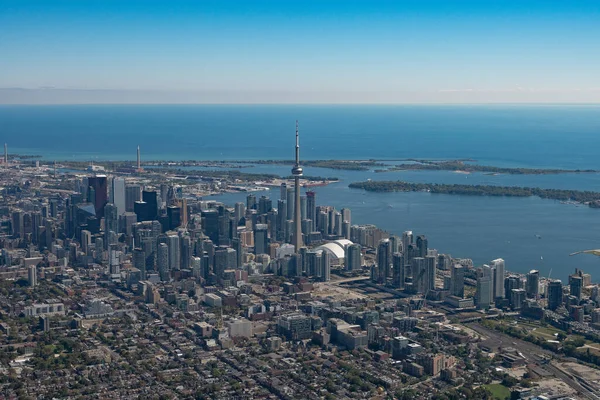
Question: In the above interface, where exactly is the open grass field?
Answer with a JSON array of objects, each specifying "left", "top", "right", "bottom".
[{"left": 483, "top": 383, "right": 510, "bottom": 400}]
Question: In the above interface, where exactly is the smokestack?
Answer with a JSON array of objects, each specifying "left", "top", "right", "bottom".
[{"left": 137, "top": 145, "right": 141, "bottom": 170}]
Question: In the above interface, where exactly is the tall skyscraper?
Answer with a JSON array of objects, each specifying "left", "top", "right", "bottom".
[
  {"left": 276, "top": 199, "right": 287, "bottom": 241},
  {"left": 254, "top": 224, "right": 268, "bottom": 255},
  {"left": 510, "top": 288, "right": 526, "bottom": 310},
  {"left": 341, "top": 208, "right": 351, "bottom": 227},
  {"left": 133, "top": 248, "right": 146, "bottom": 279},
  {"left": 306, "top": 191, "right": 316, "bottom": 232},
  {"left": 157, "top": 243, "right": 169, "bottom": 281},
  {"left": 180, "top": 198, "right": 188, "bottom": 228},
  {"left": 300, "top": 195, "right": 307, "bottom": 221},
  {"left": 109, "top": 244, "right": 120, "bottom": 275},
  {"left": 401, "top": 231, "right": 413, "bottom": 254},
  {"left": 291, "top": 121, "right": 303, "bottom": 252},
  {"left": 232, "top": 237, "right": 243, "bottom": 269},
  {"left": 246, "top": 194, "right": 257, "bottom": 210},
  {"left": 258, "top": 196, "right": 272, "bottom": 215},
  {"left": 450, "top": 264, "right": 465, "bottom": 298},
  {"left": 110, "top": 177, "right": 126, "bottom": 215},
  {"left": 504, "top": 275, "right": 522, "bottom": 299},
  {"left": 142, "top": 190, "right": 158, "bottom": 221},
  {"left": 411, "top": 257, "right": 426, "bottom": 293},
  {"left": 392, "top": 252, "right": 405, "bottom": 289},
  {"left": 322, "top": 251, "right": 331, "bottom": 282},
  {"left": 125, "top": 184, "right": 141, "bottom": 212},
  {"left": 476, "top": 265, "right": 494, "bottom": 309},
  {"left": 526, "top": 270, "right": 540, "bottom": 299},
  {"left": 214, "top": 247, "right": 237, "bottom": 278},
  {"left": 341, "top": 220, "right": 351, "bottom": 240},
  {"left": 333, "top": 211, "right": 342, "bottom": 236},
  {"left": 569, "top": 275, "right": 583, "bottom": 300},
  {"left": 104, "top": 203, "right": 118, "bottom": 249},
  {"left": 280, "top": 183, "right": 287, "bottom": 200},
  {"left": 28, "top": 265, "right": 37, "bottom": 287},
  {"left": 424, "top": 255, "right": 437, "bottom": 292},
  {"left": 234, "top": 202, "right": 246, "bottom": 224},
  {"left": 167, "top": 234, "right": 180, "bottom": 271},
  {"left": 490, "top": 258, "right": 505, "bottom": 299},
  {"left": 547, "top": 279, "right": 563, "bottom": 310},
  {"left": 346, "top": 244, "right": 362, "bottom": 271},
  {"left": 416, "top": 235, "right": 428, "bottom": 258},
  {"left": 31, "top": 211, "right": 41, "bottom": 245},
  {"left": 11, "top": 210, "right": 24, "bottom": 238},
  {"left": 286, "top": 187, "right": 294, "bottom": 224},
  {"left": 180, "top": 234, "right": 192, "bottom": 270},
  {"left": 377, "top": 239, "right": 391, "bottom": 283},
  {"left": 87, "top": 176, "right": 108, "bottom": 218},
  {"left": 389, "top": 235, "right": 400, "bottom": 254},
  {"left": 167, "top": 206, "right": 181, "bottom": 230}
]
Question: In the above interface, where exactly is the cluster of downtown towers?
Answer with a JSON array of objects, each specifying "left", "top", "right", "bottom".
[
  {"left": 20, "top": 173, "right": 571, "bottom": 312},
  {"left": 65, "top": 175, "right": 354, "bottom": 284}
]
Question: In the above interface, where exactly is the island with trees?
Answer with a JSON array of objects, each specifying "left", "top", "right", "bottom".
[
  {"left": 375, "top": 160, "right": 598, "bottom": 175},
  {"left": 348, "top": 180, "right": 600, "bottom": 208}
]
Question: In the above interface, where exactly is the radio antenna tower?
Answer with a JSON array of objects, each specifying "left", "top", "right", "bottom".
[{"left": 291, "top": 120, "right": 304, "bottom": 252}]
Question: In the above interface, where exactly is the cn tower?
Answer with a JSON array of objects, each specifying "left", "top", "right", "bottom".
[{"left": 291, "top": 121, "right": 304, "bottom": 252}]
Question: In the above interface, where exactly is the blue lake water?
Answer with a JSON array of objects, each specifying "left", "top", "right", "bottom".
[{"left": 2, "top": 104, "right": 600, "bottom": 282}]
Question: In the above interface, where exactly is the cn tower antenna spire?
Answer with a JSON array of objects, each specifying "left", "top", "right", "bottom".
[{"left": 295, "top": 120, "right": 299, "bottom": 166}]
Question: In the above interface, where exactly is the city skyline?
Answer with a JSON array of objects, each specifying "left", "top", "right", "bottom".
[
  {"left": 2, "top": 1, "right": 600, "bottom": 104},
  {"left": 4, "top": 2, "right": 600, "bottom": 398}
]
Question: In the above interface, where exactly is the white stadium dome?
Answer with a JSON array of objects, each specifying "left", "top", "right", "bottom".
[{"left": 315, "top": 239, "right": 354, "bottom": 264}]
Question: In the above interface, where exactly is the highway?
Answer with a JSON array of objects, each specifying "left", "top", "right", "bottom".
[
  {"left": 467, "top": 323, "right": 600, "bottom": 400},
  {"left": 330, "top": 276, "right": 371, "bottom": 284}
]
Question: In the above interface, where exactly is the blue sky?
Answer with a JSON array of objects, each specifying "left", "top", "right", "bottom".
[{"left": 1, "top": 1, "right": 599, "bottom": 103}]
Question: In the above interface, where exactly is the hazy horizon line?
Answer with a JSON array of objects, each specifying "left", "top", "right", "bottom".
[{"left": 1, "top": 87, "right": 600, "bottom": 105}]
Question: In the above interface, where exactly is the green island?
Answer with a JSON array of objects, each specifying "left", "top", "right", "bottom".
[
  {"left": 375, "top": 160, "right": 598, "bottom": 175},
  {"left": 348, "top": 180, "right": 600, "bottom": 208}
]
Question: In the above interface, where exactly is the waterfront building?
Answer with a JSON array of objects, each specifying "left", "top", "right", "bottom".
[
  {"left": 504, "top": 275, "right": 522, "bottom": 299},
  {"left": 526, "top": 270, "right": 540, "bottom": 298},
  {"left": 569, "top": 275, "right": 583, "bottom": 300},
  {"left": 476, "top": 265, "right": 494, "bottom": 309},
  {"left": 510, "top": 288, "right": 526, "bottom": 310},
  {"left": 547, "top": 279, "right": 563, "bottom": 310},
  {"left": 490, "top": 258, "right": 505, "bottom": 299},
  {"left": 450, "top": 264, "right": 465, "bottom": 298}
]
